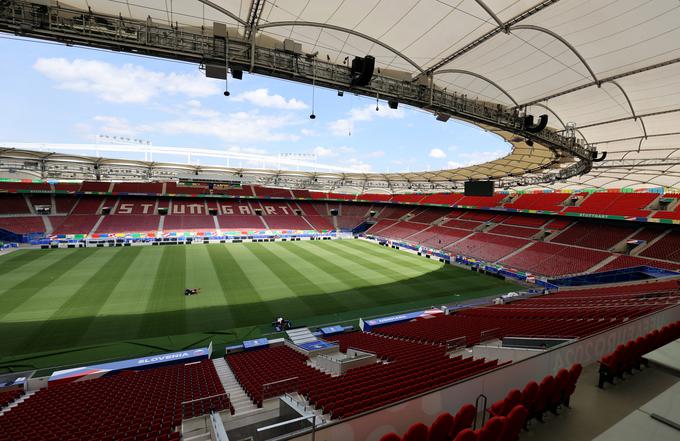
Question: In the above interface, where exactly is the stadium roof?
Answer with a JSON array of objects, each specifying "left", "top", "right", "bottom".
[{"left": 4, "top": 1, "right": 680, "bottom": 190}]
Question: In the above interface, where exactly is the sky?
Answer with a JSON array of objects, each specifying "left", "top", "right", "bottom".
[{"left": 0, "top": 36, "right": 510, "bottom": 174}]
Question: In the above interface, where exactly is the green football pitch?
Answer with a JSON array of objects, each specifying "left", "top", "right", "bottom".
[{"left": 0, "top": 239, "right": 519, "bottom": 373}]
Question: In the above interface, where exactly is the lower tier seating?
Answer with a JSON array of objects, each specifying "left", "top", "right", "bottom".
[
  {"left": 95, "top": 215, "right": 160, "bottom": 234},
  {"left": 640, "top": 230, "right": 680, "bottom": 262},
  {"left": 0, "top": 216, "right": 45, "bottom": 234},
  {"left": 0, "top": 360, "right": 230, "bottom": 441},
  {"left": 163, "top": 216, "right": 216, "bottom": 233},
  {"left": 374, "top": 282, "right": 678, "bottom": 345},
  {"left": 52, "top": 215, "right": 100, "bottom": 235},
  {"left": 227, "top": 335, "right": 503, "bottom": 419},
  {"left": 499, "top": 242, "right": 609, "bottom": 276},
  {"left": 551, "top": 223, "right": 640, "bottom": 250},
  {"left": 0, "top": 389, "right": 22, "bottom": 409},
  {"left": 446, "top": 233, "right": 530, "bottom": 262}
]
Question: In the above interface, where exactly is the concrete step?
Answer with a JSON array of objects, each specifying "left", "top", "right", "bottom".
[
  {"left": 0, "top": 391, "right": 37, "bottom": 417},
  {"left": 213, "top": 358, "right": 258, "bottom": 414}
]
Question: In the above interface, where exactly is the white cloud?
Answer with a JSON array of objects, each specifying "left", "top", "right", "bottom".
[
  {"left": 226, "top": 146, "right": 268, "bottom": 155},
  {"left": 367, "top": 150, "right": 385, "bottom": 158},
  {"left": 347, "top": 158, "right": 373, "bottom": 172},
  {"left": 429, "top": 148, "right": 447, "bottom": 159},
  {"left": 301, "top": 128, "right": 318, "bottom": 136},
  {"left": 155, "top": 111, "right": 300, "bottom": 143},
  {"left": 312, "top": 146, "right": 335, "bottom": 157},
  {"left": 93, "top": 116, "right": 138, "bottom": 137},
  {"left": 34, "top": 58, "right": 220, "bottom": 103},
  {"left": 329, "top": 104, "right": 405, "bottom": 136},
  {"left": 232, "top": 88, "right": 308, "bottom": 110}
]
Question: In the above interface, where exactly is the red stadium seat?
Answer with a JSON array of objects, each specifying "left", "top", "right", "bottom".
[
  {"left": 427, "top": 413, "right": 454, "bottom": 441},
  {"left": 453, "top": 428, "right": 478, "bottom": 441},
  {"left": 402, "top": 423, "right": 429, "bottom": 441}
]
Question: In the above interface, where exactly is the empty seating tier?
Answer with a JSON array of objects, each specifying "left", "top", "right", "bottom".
[{"left": 0, "top": 360, "right": 230, "bottom": 441}]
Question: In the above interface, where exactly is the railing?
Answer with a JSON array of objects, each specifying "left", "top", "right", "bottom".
[
  {"left": 181, "top": 392, "right": 231, "bottom": 419},
  {"left": 262, "top": 376, "right": 299, "bottom": 400}
]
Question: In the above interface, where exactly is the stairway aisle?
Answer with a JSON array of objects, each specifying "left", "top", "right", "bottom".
[{"left": 212, "top": 358, "right": 257, "bottom": 414}]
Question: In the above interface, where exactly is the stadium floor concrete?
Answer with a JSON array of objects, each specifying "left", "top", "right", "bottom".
[{"left": 521, "top": 363, "right": 678, "bottom": 441}]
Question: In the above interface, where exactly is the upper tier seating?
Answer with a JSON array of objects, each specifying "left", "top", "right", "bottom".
[
  {"left": 652, "top": 194, "right": 680, "bottom": 220},
  {"left": 391, "top": 194, "right": 426, "bottom": 203},
  {"left": 96, "top": 215, "right": 160, "bottom": 234},
  {"left": 0, "top": 195, "right": 30, "bottom": 214},
  {"left": 551, "top": 222, "right": 640, "bottom": 250},
  {"left": 53, "top": 183, "right": 82, "bottom": 192},
  {"left": 252, "top": 186, "right": 294, "bottom": 198},
  {"left": 640, "top": 230, "right": 680, "bottom": 262},
  {"left": 503, "top": 193, "right": 571, "bottom": 212},
  {"left": 499, "top": 242, "right": 609, "bottom": 276},
  {"left": 80, "top": 181, "right": 112, "bottom": 192},
  {"left": 357, "top": 193, "right": 392, "bottom": 202},
  {"left": 0, "top": 182, "right": 50, "bottom": 191},
  {"left": 456, "top": 194, "right": 507, "bottom": 207},
  {"left": 447, "top": 233, "right": 530, "bottom": 262},
  {"left": 0, "top": 216, "right": 45, "bottom": 234},
  {"left": 565, "top": 192, "right": 657, "bottom": 217},
  {"left": 420, "top": 193, "right": 464, "bottom": 205},
  {"left": 112, "top": 182, "right": 163, "bottom": 194},
  {"left": 0, "top": 360, "right": 229, "bottom": 441}
]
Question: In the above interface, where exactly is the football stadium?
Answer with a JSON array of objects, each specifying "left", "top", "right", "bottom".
[{"left": 1, "top": 1, "right": 680, "bottom": 441}]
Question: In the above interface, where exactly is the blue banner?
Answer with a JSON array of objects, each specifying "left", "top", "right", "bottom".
[
  {"left": 243, "top": 338, "right": 269, "bottom": 350},
  {"left": 49, "top": 347, "right": 210, "bottom": 384}
]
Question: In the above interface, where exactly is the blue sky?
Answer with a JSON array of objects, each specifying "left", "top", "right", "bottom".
[{"left": 0, "top": 36, "right": 509, "bottom": 173}]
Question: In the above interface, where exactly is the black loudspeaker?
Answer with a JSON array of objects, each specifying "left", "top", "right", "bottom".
[
  {"left": 591, "top": 151, "right": 607, "bottom": 162},
  {"left": 231, "top": 69, "right": 243, "bottom": 80},
  {"left": 350, "top": 55, "right": 375, "bottom": 87},
  {"left": 524, "top": 114, "right": 548, "bottom": 133},
  {"left": 388, "top": 100, "right": 398, "bottom": 109}
]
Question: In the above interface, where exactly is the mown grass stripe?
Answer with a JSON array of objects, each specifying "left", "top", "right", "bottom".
[
  {"left": 219, "top": 244, "right": 277, "bottom": 326},
  {"left": 138, "top": 246, "right": 187, "bottom": 338},
  {"left": 19, "top": 247, "right": 143, "bottom": 353},
  {"left": 279, "top": 242, "right": 381, "bottom": 309},
  {"left": 0, "top": 250, "right": 50, "bottom": 278},
  {"left": 301, "top": 242, "right": 421, "bottom": 304},
  {"left": 236, "top": 244, "right": 315, "bottom": 318},
  {"left": 0, "top": 248, "right": 100, "bottom": 321},
  {"left": 78, "top": 247, "right": 165, "bottom": 344},
  {"left": 203, "top": 244, "right": 238, "bottom": 328},
  {"left": 248, "top": 243, "right": 346, "bottom": 315}
]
